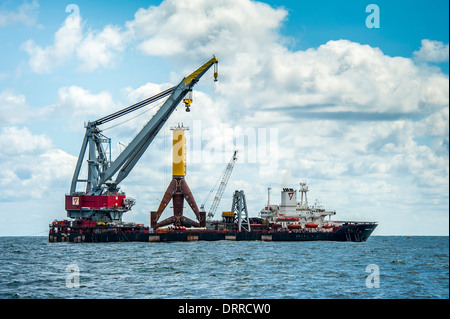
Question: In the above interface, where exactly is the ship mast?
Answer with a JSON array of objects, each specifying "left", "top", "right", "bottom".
[{"left": 299, "top": 181, "right": 309, "bottom": 209}]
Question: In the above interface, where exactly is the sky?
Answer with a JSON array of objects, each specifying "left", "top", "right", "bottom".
[{"left": 0, "top": 0, "right": 448, "bottom": 236}]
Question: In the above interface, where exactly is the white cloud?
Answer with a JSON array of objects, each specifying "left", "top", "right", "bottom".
[
  {"left": 0, "top": 126, "right": 52, "bottom": 156},
  {"left": 22, "top": 14, "right": 83, "bottom": 73},
  {"left": 0, "top": 148, "right": 75, "bottom": 200},
  {"left": 216, "top": 40, "right": 448, "bottom": 117},
  {"left": 121, "top": 0, "right": 448, "bottom": 210},
  {"left": 22, "top": 12, "right": 128, "bottom": 73},
  {"left": 0, "top": 126, "right": 76, "bottom": 200},
  {"left": 76, "top": 25, "right": 128, "bottom": 72},
  {"left": 0, "top": 0, "right": 39, "bottom": 27},
  {"left": 7, "top": 0, "right": 448, "bottom": 235},
  {"left": 55, "top": 85, "right": 119, "bottom": 119},
  {"left": 127, "top": 0, "right": 287, "bottom": 59},
  {"left": 0, "top": 90, "right": 34, "bottom": 125},
  {"left": 414, "top": 107, "right": 449, "bottom": 139},
  {"left": 414, "top": 39, "right": 450, "bottom": 63},
  {"left": 126, "top": 1, "right": 448, "bottom": 118},
  {"left": 120, "top": 0, "right": 449, "bottom": 187}
]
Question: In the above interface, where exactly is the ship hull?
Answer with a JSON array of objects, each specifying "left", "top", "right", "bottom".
[{"left": 49, "top": 222, "right": 377, "bottom": 243}]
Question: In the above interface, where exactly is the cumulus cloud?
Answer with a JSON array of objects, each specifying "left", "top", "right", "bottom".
[
  {"left": 0, "top": 90, "right": 34, "bottom": 125},
  {"left": 120, "top": 0, "right": 449, "bottom": 187},
  {"left": 22, "top": 14, "right": 83, "bottom": 73},
  {"left": 76, "top": 25, "right": 128, "bottom": 71},
  {"left": 0, "top": 0, "right": 39, "bottom": 27},
  {"left": 414, "top": 39, "right": 449, "bottom": 63},
  {"left": 123, "top": 0, "right": 448, "bottom": 163},
  {"left": 127, "top": 0, "right": 287, "bottom": 59},
  {"left": 293, "top": 42, "right": 445, "bottom": 113},
  {"left": 125, "top": 0, "right": 448, "bottom": 118},
  {"left": 414, "top": 107, "right": 449, "bottom": 139},
  {"left": 8, "top": 0, "right": 448, "bottom": 234},
  {"left": 0, "top": 126, "right": 76, "bottom": 200},
  {"left": 22, "top": 12, "right": 128, "bottom": 73},
  {"left": 123, "top": 0, "right": 449, "bottom": 235},
  {"left": 55, "top": 85, "right": 119, "bottom": 118},
  {"left": 0, "top": 126, "right": 52, "bottom": 156}
]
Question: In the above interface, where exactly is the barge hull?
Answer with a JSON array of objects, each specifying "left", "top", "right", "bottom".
[{"left": 49, "top": 223, "right": 376, "bottom": 243}]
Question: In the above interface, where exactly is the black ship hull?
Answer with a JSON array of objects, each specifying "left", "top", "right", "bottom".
[{"left": 49, "top": 222, "right": 377, "bottom": 243}]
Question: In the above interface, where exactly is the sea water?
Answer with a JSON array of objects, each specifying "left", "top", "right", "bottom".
[{"left": 0, "top": 236, "right": 448, "bottom": 299}]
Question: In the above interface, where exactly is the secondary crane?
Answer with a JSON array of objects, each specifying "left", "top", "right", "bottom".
[
  {"left": 201, "top": 150, "right": 238, "bottom": 221},
  {"left": 65, "top": 57, "right": 219, "bottom": 223}
]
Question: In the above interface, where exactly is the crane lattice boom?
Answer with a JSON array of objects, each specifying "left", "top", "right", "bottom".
[{"left": 207, "top": 150, "right": 238, "bottom": 220}]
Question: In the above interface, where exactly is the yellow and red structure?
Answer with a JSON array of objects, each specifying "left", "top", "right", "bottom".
[{"left": 150, "top": 124, "right": 205, "bottom": 228}]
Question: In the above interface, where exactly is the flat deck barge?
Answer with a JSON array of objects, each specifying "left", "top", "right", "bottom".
[{"left": 49, "top": 221, "right": 377, "bottom": 243}]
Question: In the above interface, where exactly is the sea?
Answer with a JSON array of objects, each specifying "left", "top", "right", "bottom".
[{"left": 0, "top": 236, "right": 448, "bottom": 299}]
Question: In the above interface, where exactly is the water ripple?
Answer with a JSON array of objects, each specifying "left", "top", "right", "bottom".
[{"left": 0, "top": 236, "right": 448, "bottom": 299}]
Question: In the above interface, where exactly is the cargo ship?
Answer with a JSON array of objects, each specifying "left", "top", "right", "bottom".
[{"left": 49, "top": 182, "right": 377, "bottom": 243}]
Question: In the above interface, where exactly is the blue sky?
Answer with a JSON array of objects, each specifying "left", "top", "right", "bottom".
[
  {"left": 275, "top": 0, "right": 448, "bottom": 58},
  {"left": 0, "top": 0, "right": 448, "bottom": 236}
]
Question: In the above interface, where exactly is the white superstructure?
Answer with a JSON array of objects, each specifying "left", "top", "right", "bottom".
[{"left": 259, "top": 181, "right": 337, "bottom": 229}]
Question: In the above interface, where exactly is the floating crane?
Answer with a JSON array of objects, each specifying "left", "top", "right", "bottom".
[
  {"left": 65, "top": 57, "right": 218, "bottom": 223},
  {"left": 201, "top": 150, "right": 238, "bottom": 221}
]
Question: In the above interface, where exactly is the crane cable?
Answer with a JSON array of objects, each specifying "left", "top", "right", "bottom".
[
  {"left": 101, "top": 98, "right": 166, "bottom": 132},
  {"left": 93, "top": 86, "right": 175, "bottom": 126}
]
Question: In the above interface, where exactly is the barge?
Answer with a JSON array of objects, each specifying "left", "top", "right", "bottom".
[{"left": 49, "top": 182, "right": 377, "bottom": 243}]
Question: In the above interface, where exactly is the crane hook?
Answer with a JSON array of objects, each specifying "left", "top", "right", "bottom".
[
  {"left": 213, "top": 62, "right": 218, "bottom": 82},
  {"left": 183, "top": 90, "right": 193, "bottom": 112}
]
